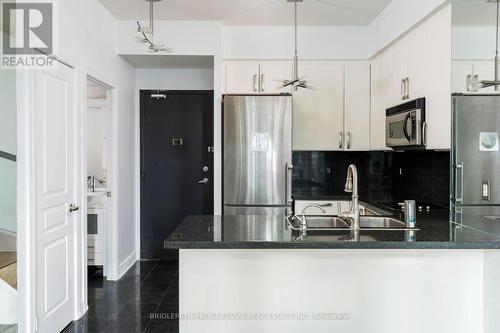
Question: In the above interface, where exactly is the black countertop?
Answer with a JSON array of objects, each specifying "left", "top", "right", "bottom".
[{"left": 164, "top": 208, "right": 500, "bottom": 250}]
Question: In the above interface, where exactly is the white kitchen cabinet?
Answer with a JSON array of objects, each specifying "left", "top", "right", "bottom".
[
  {"left": 425, "top": 4, "right": 452, "bottom": 150},
  {"left": 390, "top": 25, "right": 427, "bottom": 105},
  {"left": 259, "top": 61, "right": 293, "bottom": 94},
  {"left": 370, "top": 53, "right": 393, "bottom": 150},
  {"left": 224, "top": 61, "right": 260, "bottom": 94},
  {"left": 292, "top": 61, "right": 345, "bottom": 151},
  {"left": 223, "top": 60, "right": 292, "bottom": 94},
  {"left": 370, "top": 4, "right": 451, "bottom": 150},
  {"left": 344, "top": 63, "right": 371, "bottom": 150}
]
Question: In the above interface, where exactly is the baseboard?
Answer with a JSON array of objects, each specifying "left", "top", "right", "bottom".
[{"left": 115, "top": 251, "right": 136, "bottom": 280}]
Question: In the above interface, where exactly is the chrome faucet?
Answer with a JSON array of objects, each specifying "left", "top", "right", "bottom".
[
  {"left": 300, "top": 204, "right": 326, "bottom": 229},
  {"left": 341, "top": 164, "right": 360, "bottom": 230}
]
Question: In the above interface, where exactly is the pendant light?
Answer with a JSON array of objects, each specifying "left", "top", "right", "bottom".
[
  {"left": 136, "top": 0, "right": 171, "bottom": 53},
  {"left": 279, "top": 0, "right": 316, "bottom": 91}
]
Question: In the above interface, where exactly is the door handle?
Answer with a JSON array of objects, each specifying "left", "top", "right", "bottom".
[
  {"left": 422, "top": 122, "right": 428, "bottom": 146},
  {"left": 69, "top": 204, "right": 80, "bottom": 213},
  {"left": 339, "top": 132, "right": 343, "bottom": 149},
  {"left": 260, "top": 74, "right": 265, "bottom": 92},
  {"left": 455, "top": 162, "right": 464, "bottom": 203},
  {"left": 285, "top": 163, "right": 294, "bottom": 204},
  {"left": 346, "top": 132, "right": 352, "bottom": 149},
  {"left": 253, "top": 74, "right": 258, "bottom": 92},
  {"left": 198, "top": 178, "right": 209, "bottom": 184}
]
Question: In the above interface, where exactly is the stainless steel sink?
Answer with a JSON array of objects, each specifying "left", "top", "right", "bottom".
[
  {"left": 291, "top": 215, "right": 418, "bottom": 232},
  {"left": 304, "top": 217, "right": 349, "bottom": 230},
  {"left": 359, "top": 216, "right": 407, "bottom": 229}
]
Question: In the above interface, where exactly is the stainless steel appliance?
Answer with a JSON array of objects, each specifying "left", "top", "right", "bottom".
[
  {"left": 223, "top": 94, "right": 293, "bottom": 215},
  {"left": 386, "top": 98, "right": 426, "bottom": 148},
  {"left": 451, "top": 94, "right": 500, "bottom": 236}
]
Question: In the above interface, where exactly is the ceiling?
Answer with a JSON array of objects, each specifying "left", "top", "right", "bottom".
[
  {"left": 452, "top": 0, "right": 500, "bottom": 26},
  {"left": 121, "top": 54, "right": 214, "bottom": 69},
  {"left": 99, "top": 0, "right": 392, "bottom": 26}
]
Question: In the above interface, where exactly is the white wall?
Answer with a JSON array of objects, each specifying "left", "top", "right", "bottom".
[
  {"left": 222, "top": 26, "right": 371, "bottom": 60},
  {"left": 135, "top": 68, "right": 214, "bottom": 90},
  {"left": 368, "top": 0, "right": 448, "bottom": 56},
  {"left": 452, "top": 26, "right": 497, "bottom": 60}
]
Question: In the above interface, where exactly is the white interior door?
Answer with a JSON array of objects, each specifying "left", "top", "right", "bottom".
[{"left": 35, "top": 65, "right": 77, "bottom": 333}]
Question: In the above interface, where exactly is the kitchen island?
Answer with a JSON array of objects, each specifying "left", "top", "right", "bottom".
[{"left": 164, "top": 213, "right": 500, "bottom": 333}]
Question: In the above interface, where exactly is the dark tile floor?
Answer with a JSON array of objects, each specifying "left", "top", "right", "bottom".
[{"left": 63, "top": 260, "right": 179, "bottom": 333}]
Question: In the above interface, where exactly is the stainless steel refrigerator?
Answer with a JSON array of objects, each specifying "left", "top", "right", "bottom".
[
  {"left": 223, "top": 94, "right": 293, "bottom": 216},
  {"left": 451, "top": 94, "right": 500, "bottom": 236}
]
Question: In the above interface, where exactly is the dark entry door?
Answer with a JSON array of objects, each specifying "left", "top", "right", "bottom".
[{"left": 140, "top": 90, "right": 214, "bottom": 259}]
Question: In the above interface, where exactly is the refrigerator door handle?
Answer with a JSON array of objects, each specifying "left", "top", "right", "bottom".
[
  {"left": 286, "top": 163, "right": 294, "bottom": 205},
  {"left": 456, "top": 162, "right": 464, "bottom": 203}
]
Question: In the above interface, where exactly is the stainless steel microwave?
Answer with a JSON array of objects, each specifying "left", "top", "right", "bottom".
[{"left": 386, "top": 98, "right": 426, "bottom": 148}]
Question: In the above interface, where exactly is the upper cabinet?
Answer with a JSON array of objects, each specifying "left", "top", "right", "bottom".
[
  {"left": 293, "top": 62, "right": 370, "bottom": 151},
  {"left": 223, "top": 60, "right": 292, "bottom": 94},
  {"left": 292, "top": 61, "right": 345, "bottom": 151},
  {"left": 223, "top": 60, "right": 371, "bottom": 151},
  {"left": 344, "top": 63, "right": 371, "bottom": 151},
  {"left": 371, "top": 4, "right": 451, "bottom": 150}
]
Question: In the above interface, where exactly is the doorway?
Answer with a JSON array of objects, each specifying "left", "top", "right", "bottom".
[
  {"left": 140, "top": 90, "right": 214, "bottom": 259},
  {"left": 85, "top": 78, "right": 114, "bottom": 279}
]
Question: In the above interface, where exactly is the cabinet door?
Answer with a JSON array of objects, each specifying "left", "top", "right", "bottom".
[
  {"left": 345, "top": 63, "right": 371, "bottom": 150},
  {"left": 370, "top": 57, "right": 388, "bottom": 150},
  {"left": 473, "top": 61, "right": 496, "bottom": 93},
  {"left": 391, "top": 41, "right": 408, "bottom": 105},
  {"left": 224, "top": 61, "right": 260, "bottom": 94},
  {"left": 292, "top": 61, "right": 344, "bottom": 151},
  {"left": 406, "top": 25, "right": 427, "bottom": 100},
  {"left": 259, "top": 61, "right": 293, "bottom": 94},
  {"left": 452, "top": 61, "right": 473, "bottom": 94},
  {"left": 425, "top": 4, "right": 452, "bottom": 149}
]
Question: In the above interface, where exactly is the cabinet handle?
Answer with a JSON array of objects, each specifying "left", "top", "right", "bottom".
[
  {"left": 422, "top": 122, "right": 428, "bottom": 146},
  {"left": 466, "top": 74, "right": 472, "bottom": 92},
  {"left": 260, "top": 74, "right": 265, "bottom": 92},
  {"left": 253, "top": 74, "right": 258, "bottom": 92},
  {"left": 405, "top": 77, "right": 410, "bottom": 100},
  {"left": 347, "top": 132, "right": 352, "bottom": 149},
  {"left": 401, "top": 79, "right": 405, "bottom": 100},
  {"left": 339, "top": 132, "right": 343, "bottom": 149}
]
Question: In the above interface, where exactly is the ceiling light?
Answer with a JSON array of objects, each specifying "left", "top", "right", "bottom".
[{"left": 136, "top": 0, "right": 172, "bottom": 53}]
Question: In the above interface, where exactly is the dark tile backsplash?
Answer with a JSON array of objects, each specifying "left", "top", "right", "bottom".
[{"left": 292, "top": 150, "right": 450, "bottom": 207}]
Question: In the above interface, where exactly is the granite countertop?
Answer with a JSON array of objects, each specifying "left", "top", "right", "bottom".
[{"left": 164, "top": 208, "right": 500, "bottom": 249}]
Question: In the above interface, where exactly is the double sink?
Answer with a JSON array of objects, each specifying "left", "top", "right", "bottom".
[
  {"left": 289, "top": 201, "right": 418, "bottom": 232},
  {"left": 303, "top": 216, "right": 414, "bottom": 231}
]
